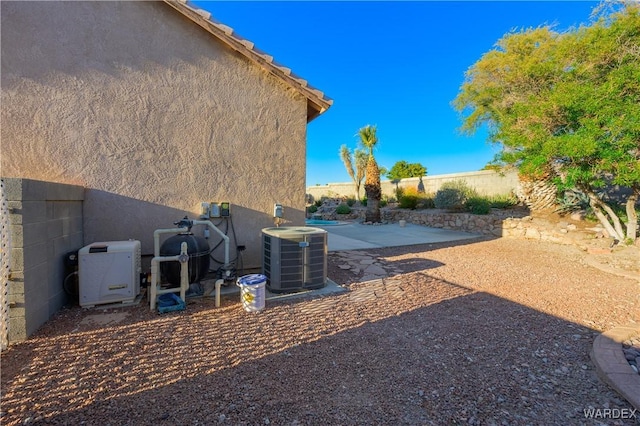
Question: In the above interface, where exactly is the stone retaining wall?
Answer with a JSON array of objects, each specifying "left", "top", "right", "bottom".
[{"left": 318, "top": 207, "right": 602, "bottom": 246}]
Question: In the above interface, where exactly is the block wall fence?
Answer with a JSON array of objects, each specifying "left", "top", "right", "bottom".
[
  {"left": 306, "top": 169, "right": 519, "bottom": 201},
  {"left": 2, "top": 178, "right": 84, "bottom": 342}
]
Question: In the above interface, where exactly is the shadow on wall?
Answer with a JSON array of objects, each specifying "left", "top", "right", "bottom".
[
  {"left": 0, "top": 271, "right": 633, "bottom": 424},
  {"left": 83, "top": 189, "right": 305, "bottom": 272}
]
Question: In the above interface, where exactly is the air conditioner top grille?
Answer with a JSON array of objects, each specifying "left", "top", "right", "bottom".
[{"left": 262, "top": 226, "right": 327, "bottom": 239}]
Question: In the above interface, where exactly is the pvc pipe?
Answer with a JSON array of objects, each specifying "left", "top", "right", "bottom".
[
  {"left": 149, "top": 242, "right": 189, "bottom": 311},
  {"left": 214, "top": 279, "right": 223, "bottom": 308},
  {"left": 151, "top": 220, "right": 228, "bottom": 310},
  {"left": 153, "top": 227, "right": 189, "bottom": 257},
  {"left": 192, "top": 219, "right": 231, "bottom": 268}
]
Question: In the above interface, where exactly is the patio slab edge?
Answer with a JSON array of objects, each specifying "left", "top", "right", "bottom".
[{"left": 590, "top": 323, "right": 640, "bottom": 410}]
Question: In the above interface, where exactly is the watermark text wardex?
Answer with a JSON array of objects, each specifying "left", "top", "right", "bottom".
[{"left": 583, "top": 408, "right": 637, "bottom": 420}]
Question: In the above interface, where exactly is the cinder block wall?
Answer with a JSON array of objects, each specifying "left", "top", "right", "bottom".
[
  {"left": 307, "top": 169, "right": 520, "bottom": 201},
  {"left": 2, "top": 178, "right": 83, "bottom": 341}
]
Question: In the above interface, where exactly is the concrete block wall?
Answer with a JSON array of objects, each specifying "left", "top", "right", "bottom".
[
  {"left": 2, "top": 178, "right": 83, "bottom": 341},
  {"left": 307, "top": 169, "right": 520, "bottom": 201}
]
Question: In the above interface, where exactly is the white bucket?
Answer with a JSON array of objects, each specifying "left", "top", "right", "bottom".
[{"left": 237, "top": 274, "right": 266, "bottom": 312}]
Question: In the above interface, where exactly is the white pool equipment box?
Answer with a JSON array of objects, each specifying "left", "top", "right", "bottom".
[{"left": 79, "top": 240, "right": 141, "bottom": 307}]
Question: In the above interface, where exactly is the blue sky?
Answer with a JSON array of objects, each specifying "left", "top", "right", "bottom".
[{"left": 191, "top": 1, "right": 600, "bottom": 187}]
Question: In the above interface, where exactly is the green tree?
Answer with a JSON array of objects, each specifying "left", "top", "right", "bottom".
[
  {"left": 339, "top": 144, "right": 367, "bottom": 201},
  {"left": 359, "top": 124, "right": 382, "bottom": 223},
  {"left": 386, "top": 161, "right": 427, "bottom": 181},
  {"left": 453, "top": 2, "right": 640, "bottom": 243}
]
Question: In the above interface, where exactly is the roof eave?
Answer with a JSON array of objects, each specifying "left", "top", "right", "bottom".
[{"left": 163, "top": 0, "right": 332, "bottom": 123}]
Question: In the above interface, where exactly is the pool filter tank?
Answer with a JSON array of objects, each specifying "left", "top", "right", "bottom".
[{"left": 160, "top": 233, "right": 210, "bottom": 287}]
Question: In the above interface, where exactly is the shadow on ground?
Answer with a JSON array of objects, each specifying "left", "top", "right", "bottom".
[{"left": 1, "top": 266, "right": 635, "bottom": 425}]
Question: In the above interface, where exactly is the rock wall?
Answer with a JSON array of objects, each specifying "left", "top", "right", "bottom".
[{"left": 317, "top": 207, "right": 607, "bottom": 246}]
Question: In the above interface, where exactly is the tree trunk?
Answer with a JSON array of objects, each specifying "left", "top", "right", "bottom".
[
  {"left": 625, "top": 192, "right": 638, "bottom": 242},
  {"left": 586, "top": 190, "right": 625, "bottom": 242},
  {"left": 364, "top": 155, "right": 381, "bottom": 223},
  {"left": 516, "top": 174, "right": 558, "bottom": 212},
  {"left": 364, "top": 183, "right": 381, "bottom": 223}
]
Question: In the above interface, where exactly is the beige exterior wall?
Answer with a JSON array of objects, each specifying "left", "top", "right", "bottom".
[{"left": 1, "top": 1, "right": 308, "bottom": 269}]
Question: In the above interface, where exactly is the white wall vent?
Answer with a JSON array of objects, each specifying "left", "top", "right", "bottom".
[{"left": 262, "top": 227, "right": 327, "bottom": 293}]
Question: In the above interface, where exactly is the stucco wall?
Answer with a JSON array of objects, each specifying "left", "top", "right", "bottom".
[
  {"left": 2, "top": 178, "right": 84, "bottom": 341},
  {"left": 1, "top": 1, "right": 308, "bottom": 269},
  {"left": 307, "top": 169, "right": 520, "bottom": 201}
]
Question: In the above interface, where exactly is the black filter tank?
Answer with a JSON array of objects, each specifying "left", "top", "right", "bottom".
[{"left": 160, "top": 233, "right": 210, "bottom": 287}]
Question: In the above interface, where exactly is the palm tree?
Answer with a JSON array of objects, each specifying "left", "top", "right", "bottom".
[
  {"left": 516, "top": 168, "right": 559, "bottom": 212},
  {"left": 358, "top": 125, "right": 381, "bottom": 223}
]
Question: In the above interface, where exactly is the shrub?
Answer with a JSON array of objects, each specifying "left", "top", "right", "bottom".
[
  {"left": 335, "top": 203, "right": 351, "bottom": 214},
  {"left": 361, "top": 197, "right": 367, "bottom": 207},
  {"left": 489, "top": 194, "right": 519, "bottom": 209},
  {"left": 435, "top": 189, "right": 466, "bottom": 211},
  {"left": 397, "top": 187, "right": 418, "bottom": 210},
  {"left": 379, "top": 198, "right": 388, "bottom": 208},
  {"left": 314, "top": 199, "right": 323, "bottom": 207},
  {"left": 420, "top": 194, "right": 436, "bottom": 209},
  {"left": 394, "top": 186, "right": 405, "bottom": 201},
  {"left": 434, "top": 180, "right": 477, "bottom": 211},
  {"left": 465, "top": 197, "right": 491, "bottom": 215},
  {"left": 346, "top": 197, "right": 356, "bottom": 207},
  {"left": 307, "top": 205, "right": 318, "bottom": 214},
  {"left": 399, "top": 194, "right": 419, "bottom": 209}
]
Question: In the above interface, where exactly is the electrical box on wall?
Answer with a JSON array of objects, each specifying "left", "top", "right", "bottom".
[
  {"left": 200, "top": 202, "right": 209, "bottom": 218},
  {"left": 274, "top": 203, "right": 283, "bottom": 218},
  {"left": 220, "top": 202, "right": 230, "bottom": 217},
  {"left": 209, "top": 202, "right": 220, "bottom": 218}
]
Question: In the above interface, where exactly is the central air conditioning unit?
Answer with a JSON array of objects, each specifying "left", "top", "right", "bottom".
[
  {"left": 79, "top": 240, "right": 141, "bottom": 307},
  {"left": 262, "top": 227, "right": 327, "bottom": 293}
]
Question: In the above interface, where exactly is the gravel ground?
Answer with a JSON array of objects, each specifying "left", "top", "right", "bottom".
[{"left": 1, "top": 237, "right": 639, "bottom": 425}]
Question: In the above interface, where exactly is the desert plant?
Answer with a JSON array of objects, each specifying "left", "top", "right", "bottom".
[
  {"left": 397, "top": 187, "right": 419, "bottom": 209},
  {"left": 434, "top": 180, "right": 477, "bottom": 211},
  {"left": 314, "top": 199, "right": 323, "bottom": 207},
  {"left": 346, "top": 197, "right": 356, "bottom": 207},
  {"left": 555, "top": 190, "right": 591, "bottom": 215},
  {"left": 335, "top": 203, "right": 351, "bottom": 215},
  {"left": 340, "top": 145, "right": 368, "bottom": 201},
  {"left": 489, "top": 194, "right": 519, "bottom": 209},
  {"left": 465, "top": 197, "right": 491, "bottom": 215},
  {"left": 420, "top": 193, "right": 436, "bottom": 209},
  {"left": 384, "top": 194, "right": 397, "bottom": 204},
  {"left": 307, "top": 205, "right": 318, "bottom": 214},
  {"left": 399, "top": 194, "right": 419, "bottom": 210}
]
